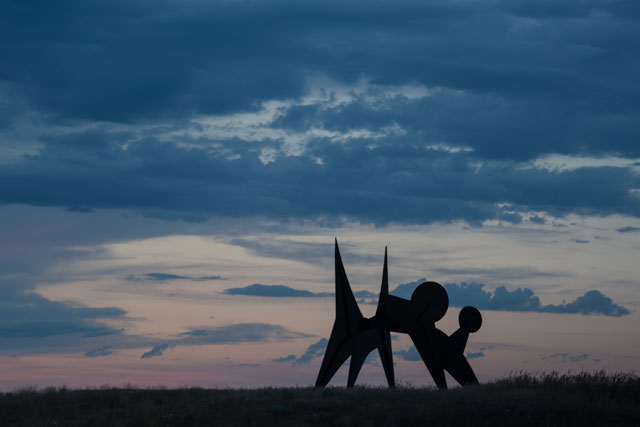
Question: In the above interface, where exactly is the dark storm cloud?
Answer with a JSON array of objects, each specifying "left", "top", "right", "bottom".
[
  {"left": 1, "top": 131, "right": 639, "bottom": 225},
  {"left": 390, "top": 280, "right": 630, "bottom": 316},
  {"left": 1, "top": 0, "right": 639, "bottom": 224},
  {"left": 0, "top": 0, "right": 638, "bottom": 155}
]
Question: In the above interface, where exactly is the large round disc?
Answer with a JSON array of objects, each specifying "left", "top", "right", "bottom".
[{"left": 410, "top": 281, "right": 449, "bottom": 323}]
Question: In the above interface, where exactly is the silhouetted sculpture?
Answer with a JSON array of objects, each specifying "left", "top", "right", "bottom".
[{"left": 315, "top": 240, "right": 483, "bottom": 389}]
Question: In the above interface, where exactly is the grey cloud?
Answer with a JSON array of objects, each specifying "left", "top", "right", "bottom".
[
  {"left": 571, "top": 239, "right": 589, "bottom": 244},
  {"left": 0, "top": 280, "right": 310, "bottom": 356},
  {"left": 279, "top": 339, "right": 378, "bottom": 367},
  {"left": 294, "top": 338, "right": 328, "bottom": 366},
  {"left": 229, "top": 238, "right": 380, "bottom": 266},
  {"left": 395, "top": 346, "right": 422, "bottom": 362},
  {"left": 229, "top": 238, "right": 332, "bottom": 264},
  {"left": 140, "top": 323, "right": 312, "bottom": 359},
  {"left": 398, "top": 344, "right": 492, "bottom": 362},
  {"left": 391, "top": 280, "right": 630, "bottom": 316},
  {"left": 354, "top": 290, "right": 377, "bottom": 299},
  {"left": 0, "top": 284, "right": 127, "bottom": 341},
  {"left": 273, "top": 354, "right": 296, "bottom": 363},
  {"left": 222, "top": 283, "right": 377, "bottom": 299},
  {"left": 1, "top": 129, "right": 639, "bottom": 226},
  {"left": 543, "top": 290, "right": 630, "bottom": 317},
  {"left": 529, "top": 215, "right": 546, "bottom": 225},
  {"left": 126, "top": 273, "right": 224, "bottom": 283},
  {"left": 466, "top": 351, "right": 485, "bottom": 360},
  {"left": 84, "top": 345, "right": 114, "bottom": 358},
  {"left": 429, "top": 266, "right": 569, "bottom": 282},
  {"left": 390, "top": 278, "right": 428, "bottom": 300},
  {"left": 141, "top": 343, "right": 174, "bottom": 359},
  {"left": 0, "top": 322, "right": 119, "bottom": 339},
  {"left": 617, "top": 226, "right": 640, "bottom": 233},
  {"left": 501, "top": 212, "right": 523, "bottom": 224},
  {"left": 356, "top": 299, "right": 378, "bottom": 306},
  {"left": 539, "top": 353, "right": 590, "bottom": 363},
  {"left": 363, "top": 352, "right": 379, "bottom": 367},
  {"left": 177, "top": 323, "right": 310, "bottom": 344},
  {"left": 223, "top": 284, "right": 332, "bottom": 298}
]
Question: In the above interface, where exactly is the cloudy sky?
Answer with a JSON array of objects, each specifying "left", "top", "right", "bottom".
[{"left": 1, "top": 0, "right": 639, "bottom": 389}]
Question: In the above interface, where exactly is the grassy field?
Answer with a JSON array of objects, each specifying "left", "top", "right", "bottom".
[{"left": 0, "top": 371, "right": 638, "bottom": 426}]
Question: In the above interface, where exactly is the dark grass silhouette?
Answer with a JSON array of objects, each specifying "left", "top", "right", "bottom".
[{"left": 1, "top": 371, "right": 638, "bottom": 426}]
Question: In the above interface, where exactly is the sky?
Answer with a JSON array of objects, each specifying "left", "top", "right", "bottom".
[{"left": 0, "top": 0, "right": 639, "bottom": 390}]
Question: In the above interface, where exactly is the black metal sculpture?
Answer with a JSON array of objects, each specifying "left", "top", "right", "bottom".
[{"left": 316, "top": 240, "right": 482, "bottom": 389}]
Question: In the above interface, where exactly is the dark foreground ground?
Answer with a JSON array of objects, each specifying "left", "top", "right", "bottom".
[{"left": 1, "top": 372, "right": 638, "bottom": 426}]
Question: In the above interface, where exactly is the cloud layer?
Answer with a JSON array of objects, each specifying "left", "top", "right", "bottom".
[
  {"left": 139, "top": 323, "right": 312, "bottom": 359},
  {"left": 126, "top": 273, "right": 224, "bottom": 283},
  {"left": 392, "top": 279, "right": 630, "bottom": 317},
  {"left": 225, "top": 279, "right": 630, "bottom": 317},
  {"left": 0, "top": 283, "right": 127, "bottom": 342},
  {"left": 273, "top": 338, "right": 329, "bottom": 366},
  {"left": 223, "top": 284, "right": 331, "bottom": 298},
  {"left": 222, "top": 283, "right": 375, "bottom": 299},
  {"left": 0, "top": 0, "right": 638, "bottom": 225}
]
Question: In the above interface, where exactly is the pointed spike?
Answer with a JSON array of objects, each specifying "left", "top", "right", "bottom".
[
  {"left": 378, "top": 329, "right": 396, "bottom": 388},
  {"left": 375, "top": 246, "right": 389, "bottom": 318},
  {"left": 333, "top": 239, "right": 363, "bottom": 332},
  {"left": 381, "top": 247, "right": 388, "bottom": 294},
  {"left": 335, "top": 240, "right": 345, "bottom": 295}
]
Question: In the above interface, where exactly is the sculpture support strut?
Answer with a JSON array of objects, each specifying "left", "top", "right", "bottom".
[{"left": 315, "top": 240, "right": 482, "bottom": 389}]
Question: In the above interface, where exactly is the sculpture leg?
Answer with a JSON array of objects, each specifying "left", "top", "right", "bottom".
[
  {"left": 444, "top": 354, "right": 479, "bottom": 386},
  {"left": 409, "top": 330, "right": 447, "bottom": 389},
  {"left": 315, "top": 336, "right": 353, "bottom": 387},
  {"left": 347, "top": 348, "right": 369, "bottom": 387},
  {"left": 346, "top": 330, "right": 379, "bottom": 387},
  {"left": 377, "top": 329, "right": 395, "bottom": 388}
]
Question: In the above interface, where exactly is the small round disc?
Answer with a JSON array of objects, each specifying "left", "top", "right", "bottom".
[{"left": 458, "top": 306, "right": 482, "bottom": 333}]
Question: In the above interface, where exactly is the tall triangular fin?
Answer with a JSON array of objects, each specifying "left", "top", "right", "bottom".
[
  {"left": 315, "top": 239, "right": 365, "bottom": 387},
  {"left": 334, "top": 239, "right": 363, "bottom": 336},
  {"left": 375, "top": 246, "right": 395, "bottom": 387},
  {"left": 375, "top": 246, "right": 388, "bottom": 317}
]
